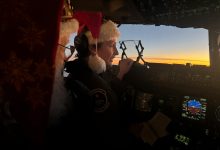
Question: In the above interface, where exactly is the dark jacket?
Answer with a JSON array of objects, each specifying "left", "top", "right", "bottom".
[{"left": 47, "top": 59, "right": 134, "bottom": 149}]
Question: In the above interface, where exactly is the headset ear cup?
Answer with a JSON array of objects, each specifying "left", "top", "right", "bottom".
[
  {"left": 81, "top": 34, "right": 89, "bottom": 50},
  {"left": 74, "top": 34, "right": 89, "bottom": 57}
]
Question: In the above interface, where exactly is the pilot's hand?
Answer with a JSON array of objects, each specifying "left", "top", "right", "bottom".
[{"left": 117, "top": 58, "right": 134, "bottom": 80}]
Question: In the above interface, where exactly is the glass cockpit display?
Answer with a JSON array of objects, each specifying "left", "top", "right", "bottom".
[{"left": 181, "top": 96, "right": 207, "bottom": 121}]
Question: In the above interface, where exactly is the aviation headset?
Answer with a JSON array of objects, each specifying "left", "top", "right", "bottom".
[{"left": 74, "top": 27, "right": 90, "bottom": 58}]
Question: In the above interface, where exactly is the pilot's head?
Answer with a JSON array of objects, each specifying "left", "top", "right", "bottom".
[{"left": 74, "top": 20, "right": 120, "bottom": 74}]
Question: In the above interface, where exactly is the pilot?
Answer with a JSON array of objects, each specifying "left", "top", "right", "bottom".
[{"left": 46, "top": 19, "right": 147, "bottom": 149}]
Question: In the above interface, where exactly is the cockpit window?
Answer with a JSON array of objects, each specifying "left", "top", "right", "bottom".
[{"left": 117, "top": 24, "right": 209, "bottom": 66}]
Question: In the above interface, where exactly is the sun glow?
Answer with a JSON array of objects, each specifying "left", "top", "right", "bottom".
[{"left": 112, "top": 56, "right": 209, "bottom": 66}]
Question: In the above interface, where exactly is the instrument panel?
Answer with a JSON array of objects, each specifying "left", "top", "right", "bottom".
[
  {"left": 132, "top": 90, "right": 220, "bottom": 149},
  {"left": 112, "top": 62, "right": 220, "bottom": 148}
]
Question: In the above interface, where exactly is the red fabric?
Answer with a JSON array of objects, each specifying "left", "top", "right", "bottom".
[
  {"left": 74, "top": 11, "right": 103, "bottom": 38},
  {"left": 0, "top": 0, "right": 64, "bottom": 147}
]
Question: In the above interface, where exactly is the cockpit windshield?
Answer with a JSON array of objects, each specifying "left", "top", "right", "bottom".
[{"left": 117, "top": 24, "right": 209, "bottom": 66}]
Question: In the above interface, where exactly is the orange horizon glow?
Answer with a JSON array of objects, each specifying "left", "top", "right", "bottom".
[{"left": 112, "top": 57, "right": 209, "bottom": 66}]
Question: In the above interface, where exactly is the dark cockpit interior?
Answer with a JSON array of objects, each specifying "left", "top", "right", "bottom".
[
  {"left": 70, "top": 0, "right": 220, "bottom": 149},
  {"left": 1, "top": 0, "right": 220, "bottom": 149}
]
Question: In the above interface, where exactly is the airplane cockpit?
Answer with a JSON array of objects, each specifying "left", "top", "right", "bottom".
[
  {"left": 62, "top": 0, "right": 220, "bottom": 149},
  {"left": 110, "top": 38, "right": 220, "bottom": 149},
  {"left": 1, "top": 0, "right": 220, "bottom": 149}
]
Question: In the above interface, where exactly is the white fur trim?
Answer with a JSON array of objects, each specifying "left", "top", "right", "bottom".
[
  {"left": 85, "top": 20, "right": 120, "bottom": 44},
  {"left": 60, "top": 19, "right": 79, "bottom": 39},
  {"left": 88, "top": 55, "right": 106, "bottom": 74}
]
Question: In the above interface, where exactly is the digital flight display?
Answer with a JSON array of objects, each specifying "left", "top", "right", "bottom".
[
  {"left": 174, "top": 134, "right": 191, "bottom": 146},
  {"left": 181, "top": 96, "right": 207, "bottom": 121}
]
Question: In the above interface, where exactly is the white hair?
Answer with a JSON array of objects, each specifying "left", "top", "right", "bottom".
[{"left": 49, "top": 19, "right": 79, "bottom": 126}]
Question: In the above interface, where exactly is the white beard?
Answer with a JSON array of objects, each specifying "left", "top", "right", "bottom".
[{"left": 88, "top": 55, "right": 106, "bottom": 74}]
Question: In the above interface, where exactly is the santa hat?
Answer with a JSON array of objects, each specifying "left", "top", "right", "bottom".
[
  {"left": 73, "top": 11, "right": 120, "bottom": 45},
  {"left": 85, "top": 20, "right": 120, "bottom": 45}
]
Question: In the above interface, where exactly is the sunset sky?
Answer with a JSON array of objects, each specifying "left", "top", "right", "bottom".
[{"left": 115, "top": 24, "right": 210, "bottom": 66}]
